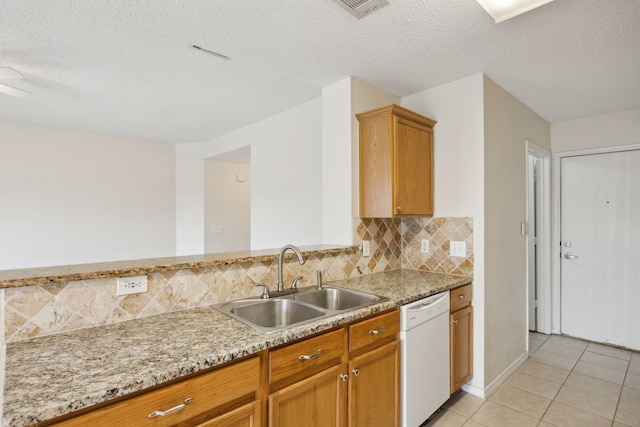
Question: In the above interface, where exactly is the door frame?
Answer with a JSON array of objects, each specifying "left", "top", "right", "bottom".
[
  {"left": 526, "top": 141, "right": 552, "bottom": 338},
  {"left": 551, "top": 143, "right": 640, "bottom": 334}
]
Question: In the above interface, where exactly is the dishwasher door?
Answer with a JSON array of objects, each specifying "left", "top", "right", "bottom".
[{"left": 400, "top": 291, "right": 450, "bottom": 427}]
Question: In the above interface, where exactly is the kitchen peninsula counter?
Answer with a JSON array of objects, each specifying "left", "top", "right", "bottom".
[
  {"left": 0, "top": 245, "right": 356, "bottom": 289},
  {"left": 3, "top": 269, "right": 471, "bottom": 426}
]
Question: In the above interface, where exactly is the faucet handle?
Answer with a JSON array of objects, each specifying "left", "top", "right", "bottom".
[
  {"left": 255, "top": 284, "right": 270, "bottom": 299},
  {"left": 316, "top": 270, "right": 323, "bottom": 290},
  {"left": 291, "top": 276, "right": 303, "bottom": 289}
]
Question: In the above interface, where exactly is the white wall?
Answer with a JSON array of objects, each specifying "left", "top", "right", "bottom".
[
  {"left": 482, "top": 76, "right": 550, "bottom": 385},
  {"left": 321, "top": 79, "right": 353, "bottom": 245},
  {"left": 402, "top": 74, "right": 486, "bottom": 392},
  {"left": 0, "top": 120, "right": 176, "bottom": 269},
  {"left": 200, "top": 98, "right": 323, "bottom": 250},
  {"left": 204, "top": 160, "right": 250, "bottom": 253},
  {"left": 175, "top": 143, "right": 205, "bottom": 255},
  {"left": 551, "top": 108, "right": 640, "bottom": 152}
]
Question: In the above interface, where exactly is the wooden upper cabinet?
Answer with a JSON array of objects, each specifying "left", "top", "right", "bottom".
[{"left": 357, "top": 104, "right": 436, "bottom": 218}]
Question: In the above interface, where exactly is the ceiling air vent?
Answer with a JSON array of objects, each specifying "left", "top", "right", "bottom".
[{"left": 332, "top": 0, "right": 389, "bottom": 18}]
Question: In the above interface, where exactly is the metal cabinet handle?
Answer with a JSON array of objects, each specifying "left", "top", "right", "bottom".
[
  {"left": 149, "top": 397, "right": 193, "bottom": 419},
  {"left": 396, "top": 206, "right": 402, "bottom": 212},
  {"left": 564, "top": 253, "right": 579, "bottom": 259},
  {"left": 352, "top": 368, "right": 360, "bottom": 376},
  {"left": 452, "top": 319, "right": 459, "bottom": 325},
  {"left": 459, "top": 295, "right": 466, "bottom": 299},
  {"left": 299, "top": 349, "right": 323, "bottom": 361},
  {"left": 340, "top": 374, "right": 349, "bottom": 382},
  {"left": 369, "top": 326, "right": 386, "bottom": 335}
]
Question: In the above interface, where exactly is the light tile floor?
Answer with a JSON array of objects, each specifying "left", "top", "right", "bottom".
[{"left": 425, "top": 332, "right": 640, "bottom": 427}]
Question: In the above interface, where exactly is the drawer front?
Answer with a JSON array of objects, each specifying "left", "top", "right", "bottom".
[
  {"left": 269, "top": 329, "right": 345, "bottom": 386},
  {"left": 450, "top": 284, "right": 472, "bottom": 312},
  {"left": 349, "top": 310, "right": 399, "bottom": 354},
  {"left": 52, "top": 356, "right": 260, "bottom": 427}
]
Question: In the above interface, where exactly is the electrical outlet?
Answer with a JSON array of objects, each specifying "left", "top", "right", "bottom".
[
  {"left": 450, "top": 241, "right": 466, "bottom": 258},
  {"left": 421, "top": 239, "right": 430, "bottom": 253},
  {"left": 362, "top": 240, "right": 371, "bottom": 257},
  {"left": 117, "top": 275, "right": 148, "bottom": 296}
]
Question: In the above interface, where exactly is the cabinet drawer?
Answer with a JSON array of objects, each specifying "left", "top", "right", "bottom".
[
  {"left": 450, "top": 284, "right": 472, "bottom": 312},
  {"left": 349, "top": 310, "right": 399, "bottom": 354},
  {"left": 52, "top": 356, "right": 260, "bottom": 427},
  {"left": 269, "top": 329, "right": 345, "bottom": 386}
]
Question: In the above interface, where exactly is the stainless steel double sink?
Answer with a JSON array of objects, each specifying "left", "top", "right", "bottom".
[{"left": 212, "top": 287, "right": 388, "bottom": 333}]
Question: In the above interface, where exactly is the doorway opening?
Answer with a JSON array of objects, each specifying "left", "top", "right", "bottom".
[
  {"left": 204, "top": 146, "right": 251, "bottom": 253},
  {"left": 526, "top": 142, "right": 551, "bottom": 342}
]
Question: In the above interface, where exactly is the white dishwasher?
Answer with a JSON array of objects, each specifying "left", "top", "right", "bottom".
[{"left": 400, "top": 291, "right": 450, "bottom": 427}]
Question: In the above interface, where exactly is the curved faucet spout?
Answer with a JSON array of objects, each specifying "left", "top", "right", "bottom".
[{"left": 277, "top": 244, "right": 305, "bottom": 292}]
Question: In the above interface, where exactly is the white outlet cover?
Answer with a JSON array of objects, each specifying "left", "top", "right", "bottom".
[
  {"left": 421, "top": 239, "right": 430, "bottom": 253},
  {"left": 450, "top": 241, "right": 466, "bottom": 258},
  {"left": 362, "top": 240, "right": 371, "bottom": 257},
  {"left": 117, "top": 275, "right": 148, "bottom": 296}
]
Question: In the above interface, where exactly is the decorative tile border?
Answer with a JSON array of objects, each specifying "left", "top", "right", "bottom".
[{"left": 4, "top": 217, "right": 472, "bottom": 342}]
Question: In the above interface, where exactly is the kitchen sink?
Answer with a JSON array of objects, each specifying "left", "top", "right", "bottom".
[
  {"left": 212, "top": 286, "right": 388, "bottom": 333},
  {"left": 294, "top": 287, "right": 383, "bottom": 311},
  {"left": 214, "top": 298, "right": 326, "bottom": 333}
]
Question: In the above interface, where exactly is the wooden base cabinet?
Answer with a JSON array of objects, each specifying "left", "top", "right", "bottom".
[
  {"left": 46, "top": 311, "right": 400, "bottom": 427},
  {"left": 268, "top": 309, "right": 400, "bottom": 427},
  {"left": 347, "top": 309, "right": 400, "bottom": 427},
  {"left": 450, "top": 284, "right": 473, "bottom": 393},
  {"left": 198, "top": 401, "right": 261, "bottom": 427},
  {"left": 348, "top": 341, "right": 400, "bottom": 427},
  {"left": 268, "top": 364, "right": 347, "bottom": 427}
]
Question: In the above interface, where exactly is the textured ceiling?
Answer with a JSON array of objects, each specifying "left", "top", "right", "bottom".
[{"left": 1, "top": 0, "right": 639, "bottom": 143}]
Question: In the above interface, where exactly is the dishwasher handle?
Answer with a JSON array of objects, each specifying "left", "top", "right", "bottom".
[{"left": 408, "top": 293, "right": 448, "bottom": 311}]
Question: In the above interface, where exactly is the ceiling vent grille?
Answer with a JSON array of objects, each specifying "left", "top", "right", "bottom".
[{"left": 332, "top": 0, "right": 389, "bottom": 18}]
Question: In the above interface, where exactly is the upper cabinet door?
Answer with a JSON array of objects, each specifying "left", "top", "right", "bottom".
[
  {"left": 357, "top": 104, "right": 436, "bottom": 218},
  {"left": 393, "top": 116, "right": 433, "bottom": 216}
]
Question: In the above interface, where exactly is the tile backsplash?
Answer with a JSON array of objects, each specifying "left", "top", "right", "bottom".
[{"left": 4, "top": 217, "right": 472, "bottom": 342}]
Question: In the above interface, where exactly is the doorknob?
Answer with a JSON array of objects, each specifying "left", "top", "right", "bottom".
[{"left": 564, "top": 253, "right": 579, "bottom": 259}]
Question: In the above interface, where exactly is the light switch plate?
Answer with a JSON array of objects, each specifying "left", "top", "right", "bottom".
[
  {"left": 421, "top": 239, "right": 430, "bottom": 253},
  {"left": 450, "top": 241, "right": 466, "bottom": 257}
]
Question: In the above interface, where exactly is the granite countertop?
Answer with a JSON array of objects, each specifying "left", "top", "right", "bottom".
[
  {"left": 0, "top": 245, "right": 355, "bottom": 288},
  {"left": 3, "top": 269, "right": 471, "bottom": 426}
]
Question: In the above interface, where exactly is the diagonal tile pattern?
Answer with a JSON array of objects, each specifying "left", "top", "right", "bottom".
[
  {"left": 5, "top": 216, "right": 473, "bottom": 342},
  {"left": 427, "top": 332, "right": 640, "bottom": 427}
]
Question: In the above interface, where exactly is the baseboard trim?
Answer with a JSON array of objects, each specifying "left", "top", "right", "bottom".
[{"left": 462, "top": 351, "right": 528, "bottom": 399}]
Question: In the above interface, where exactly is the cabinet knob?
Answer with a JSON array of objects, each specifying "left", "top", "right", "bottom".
[
  {"left": 396, "top": 206, "right": 402, "bottom": 212},
  {"left": 452, "top": 319, "right": 459, "bottom": 325},
  {"left": 340, "top": 374, "right": 349, "bottom": 382},
  {"left": 352, "top": 368, "right": 360, "bottom": 376}
]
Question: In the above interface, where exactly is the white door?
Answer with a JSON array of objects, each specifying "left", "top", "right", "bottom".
[{"left": 560, "top": 149, "right": 640, "bottom": 349}]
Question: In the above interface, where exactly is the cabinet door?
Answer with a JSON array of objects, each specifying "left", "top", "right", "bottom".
[
  {"left": 451, "top": 306, "right": 473, "bottom": 393},
  {"left": 196, "top": 400, "right": 261, "bottom": 427},
  {"left": 269, "top": 364, "right": 346, "bottom": 427},
  {"left": 348, "top": 341, "right": 400, "bottom": 427},
  {"left": 393, "top": 116, "right": 433, "bottom": 216}
]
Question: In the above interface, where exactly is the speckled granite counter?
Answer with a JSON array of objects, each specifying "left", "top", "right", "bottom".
[
  {"left": 0, "top": 245, "right": 355, "bottom": 288},
  {"left": 3, "top": 269, "right": 471, "bottom": 426}
]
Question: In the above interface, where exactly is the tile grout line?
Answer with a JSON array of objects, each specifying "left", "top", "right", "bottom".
[{"left": 610, "top": 356, "right": 631, "bottom": 427}]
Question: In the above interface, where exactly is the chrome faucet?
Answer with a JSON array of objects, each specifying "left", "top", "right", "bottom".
[{"left": 277, "top": 244, "right": 305, "bottom": 293}]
